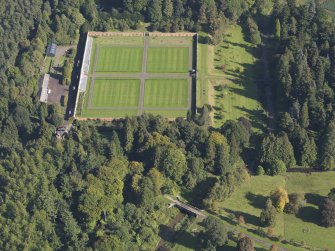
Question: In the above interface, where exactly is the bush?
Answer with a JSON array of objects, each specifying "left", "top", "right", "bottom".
[
  {"left": 236, "top": 236, "right": 254, "bottom": 251},
  {"left": 320, "top": 198, "right": 335, "bottom": 227},
  {"left": 266, "top": 159, "right": 286, "bottom": 176},
  {"left": 270, "top": 187, "right": 289, "bottom": 212},
  {"left": 260, "top": 198, "right": 277, "bottom": 227},
  {"left": 285, "top": 193, "right": 305, "bottom": 215},
  {"left": 256, "top": 165, "right": 265, "bottom": 175}
]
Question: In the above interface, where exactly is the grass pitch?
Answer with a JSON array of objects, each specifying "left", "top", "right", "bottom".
[
  {"left": 147, "top": 47, "right": 189, "bottom": 73},
  {"left": 144, "top": 79, "right": 189, "bottom": 108},
  {"left": 96, "top": 47, "right": 143, "bottom": 73},
  {"left": 91, "top": 79, "right": 140, "bottom": 107}
]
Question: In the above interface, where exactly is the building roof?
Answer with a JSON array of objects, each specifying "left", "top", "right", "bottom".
[{"left": 46, "top": 43, "right": 57, "bottom": 56}]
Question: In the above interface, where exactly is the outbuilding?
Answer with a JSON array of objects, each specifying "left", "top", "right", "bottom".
[{"left": 46, "top": 43, "right": 57, "bottom": 57}]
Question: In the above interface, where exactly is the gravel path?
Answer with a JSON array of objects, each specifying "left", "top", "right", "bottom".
[{"left": 261, "top": 18, "right": 276, "bottom": 131}]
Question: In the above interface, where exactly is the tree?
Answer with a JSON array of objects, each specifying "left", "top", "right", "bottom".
[
  {"left": 328, "top": 188, "right": 335, "bottom": 201},
  {"left": 156, "top": 146, "right": 187, "bottom": 184},
  {"left": 256, "top": 165, "right": 265, "bottom": 175},
  {"left": 320, "top": 120, "right": 335, "bottom": 170},
  {"left": 320, "top": 199, "right": 335, "bottom": 227},
  {"left": 285, "top": 193, "right": 305, "bottom": 215},
  {"left": 266, "top": 159, "right": 286, "bottom": 176},
  {"left": 275, "top": 18, "right": 281, "bottom": 40},
  {"left": 246, "top": 17, "right": 261, "bottom": 45},
  {"left": 299, "top": 102, "right": 309, "bottom": 128},
  {"left": 259, "top": 133, "right": 296, "bottom": 172},
  {"left": 148, "top": 0, "right": 163, "bottom": 23},
  {"left": 260, "top": 199, "right": 277, "bottom": 227},
  {"left": 236, "top": 236, "right": 254, "bottom": 251},
  {"left": 200, "top": 216, "right": 228, "bottom": 249},
  {"left": 270, "top": 244, "right": 278, "bottom": 251},
  {"left": 270, "top": 187, "right": 289, "bottom": 212}
]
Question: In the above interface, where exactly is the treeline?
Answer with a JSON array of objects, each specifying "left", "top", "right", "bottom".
[{"left": 269, "top": 0, "right": 335, "bottom": 170}]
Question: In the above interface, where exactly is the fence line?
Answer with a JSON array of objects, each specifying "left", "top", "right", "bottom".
[
  {"left": 88, "top": 31, "right": 144, "bottom": 37},
  {"left": 148, "top": 32, "right": 196, "bottom": 37}
]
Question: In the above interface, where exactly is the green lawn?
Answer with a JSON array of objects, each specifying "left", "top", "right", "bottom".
[
  {"left": 284, "top": 172, "right": 335, "bottom": 250},
  {"left": 215, "top": 172, "right": 335, "bottom": 250},
  {"left": 96, "top": 47, "right": 143, "bottom": 73},
  {"left": 211, "top": 25, "right": 265, "bottom": 131},
  {"left": 95, "top": 36, "right": 144, "bottom": 45},
  {"left": 91, "top": 79, "right": 140, "bottom": 107},
  {"left": 144, "top": 79, "right": 189, "bottom": 108},
  {"left": 149, "top": 36, "right": 193, "bottom": 46},
  {"left": 147, "top": 47, "right": 189, "bottom": 73}
]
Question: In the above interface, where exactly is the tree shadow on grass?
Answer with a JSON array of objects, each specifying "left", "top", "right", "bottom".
[
  {"left": 305, "top": 193, "right": 325, "bottom": 207},
  {"left": 233, "top": 106, "right": 267, "bottom": 132},
  {"left": 174, "top": 230, "right": 200, "bottom": 250},
  {"left": 158, "top": 224, "right": 175, "bottom": 243},
  {"left": 225, "top": 208, "right": 261, "bottom": 227},
  {"left": 245, "top": 192, "right": 267, "bottom": 209},
  {"left": 297, "top": 206, "right": 322, "bottom": 226}
]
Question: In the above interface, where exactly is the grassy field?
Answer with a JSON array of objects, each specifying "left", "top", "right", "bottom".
[
  {"left": 197, "top": 25, "right": 266, "bottom": 131},
  {"left": 215, "top": 172, "right": 335, "bottom": 250},
  {"left": 149, "top": 36, "right": 193, "bottom": 46},
  {"left": 144, "top": 79, "right": 189, "bottom": 108},
  {"left": 91, "top": 79, "right": 140, "bottom": 107},
  {"left": 95, "top": 47, "right": 143, "bottom": 73},
  {"left": 147, "top": 47, "right": 189, "bottom": 73}
]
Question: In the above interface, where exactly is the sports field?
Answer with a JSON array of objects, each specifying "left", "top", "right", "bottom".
[
  {"left": 95, "top": 47, "right": 143, "bottom": 73},
  {"left": 76, "top": 32, "right": 196, "bottom": 119},
  {"left": 91, "top": 79, "right": 140, "bottom": 107},
  {"left": 144, "top": 79, "right": 189, "bottom": 108},
  {"left": 147, "top": 47, "right": 190, "bottom": 73}
]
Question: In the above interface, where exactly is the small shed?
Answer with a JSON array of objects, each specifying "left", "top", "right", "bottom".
[{"left": 46, "top": 43, "right": 57, "bottom": 57}]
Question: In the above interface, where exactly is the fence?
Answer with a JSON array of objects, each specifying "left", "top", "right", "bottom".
[
  {"left": 148, "top": 32, "right": 196, "bottom": 37},
  {"left": 88, "top": 31, "right": 144, "bottom": 37}
]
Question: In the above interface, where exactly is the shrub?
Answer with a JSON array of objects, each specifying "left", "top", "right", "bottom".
[
  {"left": 285, "top": 193, "right": 305, "bottom": 215},
  {"left": 260, "top": 198, "right": 277, "bottom": 227},
  {"left": 270, "top": 187, "right": 289, "bottom": 212},
  {"left": 256, "top": 165, "right": 265, "bottom": 175},
  {"left": 320, "top": 199, "right": 335, "bottom": 227}
]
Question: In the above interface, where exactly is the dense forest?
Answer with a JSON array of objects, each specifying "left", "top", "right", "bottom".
[
  {"left": 272, "top": 2, "right": 335, "bottom": 170},
  {"left": 0, "top": 0, "right": 335, "bottom": 250}
]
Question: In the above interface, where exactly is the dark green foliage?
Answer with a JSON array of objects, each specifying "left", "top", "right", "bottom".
[
  {"left": 265, "top": 159, "right": 286, "bottom": 176},
  {"left": 245, "top": 17, "right": 261, "bottom": 45},
  {"left": 259, "top": 133, "right": 295, "bottom": 171},
  {"left": 320, "top": 199, "right": 335, "bottom": 227},
  {"left": 320, "top": 120, "right": 335, "bottom": 170},
  {"left": 204, "top": 168, "right": 250, "bottom": 208},
  {"left": 285, "top": 193, "right": 305, "bottom": 215},
  {"left": 260, "top": 198, "right": 277, "bottom": 227},
  {"left": 200, "top": 216, "right": 228, "bottom": 250},
  {"left": 256, "top": 165, "right": 265, "bottom": 175},
  {"left": 273, "top": 3, "right": 335, "bottom": 170},
  {"left": 236, "top": 236, "right": 255, "bottom": 251}
]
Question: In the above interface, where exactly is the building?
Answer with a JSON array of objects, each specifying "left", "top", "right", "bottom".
[{"left": 46, "top": 43, "right": 57, "bottom": 57}]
